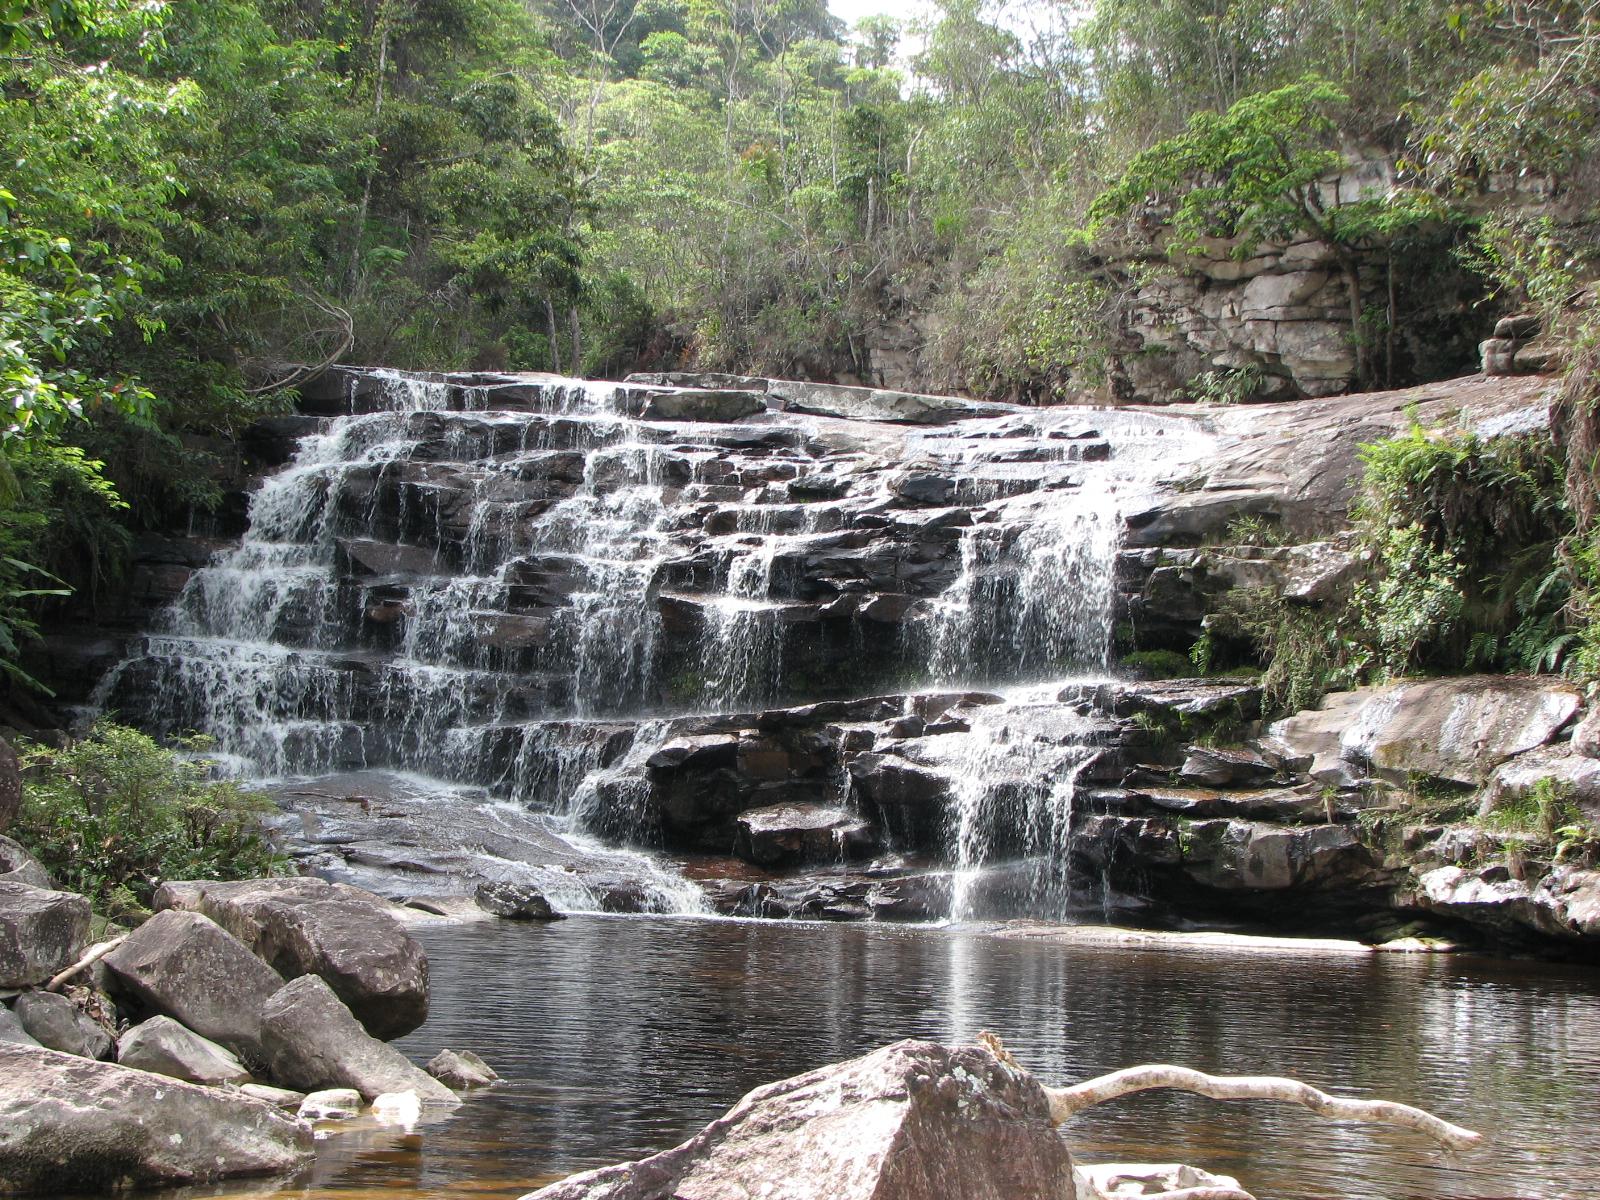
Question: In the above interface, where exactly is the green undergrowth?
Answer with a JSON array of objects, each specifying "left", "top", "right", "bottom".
[
  {"left": 12, "top": 721, "right": 287, "bottom": 919},
  {"left": 1187, "top": 413, "right": 1580, "bottom": 719}
]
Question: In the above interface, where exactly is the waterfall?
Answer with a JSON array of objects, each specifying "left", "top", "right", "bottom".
[{"left": 92, "top": 366, "right": 1212, "bottom": 922}]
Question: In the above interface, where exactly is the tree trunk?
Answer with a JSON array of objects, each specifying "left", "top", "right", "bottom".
[
  {"left": 1337, "top": 251, "right": 1368, "bottom": 387},
  {"left": 978, "top": 1033, "right": 1482, "bottom": 1151},
  {"left": 569, "top": 306, "right": 582, "bottom": 376},
  {"left": 545, "top": 297, "right": 562, "bottom": 374}
]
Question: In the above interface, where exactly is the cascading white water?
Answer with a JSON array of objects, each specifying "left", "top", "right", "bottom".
[{"left": 94, "top": 365, "right": 1214, "bottom": 923}]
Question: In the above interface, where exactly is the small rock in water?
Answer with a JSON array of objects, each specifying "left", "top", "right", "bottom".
[
  {"left": 1077, "top": 1162, "right": 1253, "bottom": 1200},
  {"left": 427, "top": 1048, "right": 499, "bottom": 1088},
  {"left": 299, "top": 1087, "right": 362, "bottom": 1120},
  {"left": 371, "top": 1089, "right": 423, "bottom": 1126},
  {"left": 474, "top": 881, "right": 564, "bottom": 921}
]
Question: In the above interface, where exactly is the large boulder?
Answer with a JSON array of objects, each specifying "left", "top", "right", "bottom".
[
  {"left": 101, "top": 910, "right": 284, "bottom": 1062},
  {"left": 258, "top": 974, "right": 457, "bottom": 1107},
  {"left": 0, "top": 838, "right": 50, "bottom": 890},
  {"left": 117, "top": 1016, "right": 251, "bottom": 1085},
  {"left": 0, "top": 882, "right": 91, "bottom": 989},
  {"left": 153, "top": 877, "right": 428, "bottom": 1040},
  {"left": 0, "top": 1042, "right": 311, "bottom": 1193},
  {"left": 474, "top": 881, "right": 561, "bottom": 921},
  {"left": 11, "top": 992, "right": 112, "bottom": 1061},
  {"left": 521, "top": 1039, "right": 1074, "bottom": 1200},
  {"left": 1413, "top": 864, "right": 1600, "bottom": 940},
  {"left": 0, "top": 738, "right": 18, "bottom": 833},
  {"left": 1273, "top": 677, "right": 1582, "bottom": 787},
  {"left": 0, "top": 1007, "right": 42, "bottom": 1048}
]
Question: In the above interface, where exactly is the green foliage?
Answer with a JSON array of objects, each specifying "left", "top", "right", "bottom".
[
  {"left": 1120, "top": 648, "right": 1195, "bottom": 679},
  {"left": 1220, "top": 511, "right": 1291, "bottom": 546},
  {"left": 13, "top": 721, "right": 286, "bottom": 914},
  {"left": 1196, "top": 586, "right": 1364, "bottom": 714},
  {"left": 1479, "top": 777, "right": 1578, "bottom": 841},
  {"left": 1188, "top": 364, "right": 1265, "bottom": 406}
]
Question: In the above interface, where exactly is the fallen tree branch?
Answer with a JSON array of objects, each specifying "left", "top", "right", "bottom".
[
  {"left": 977, "top": 1033, "right": 1482, "bottom": 1152},
  {"left": 46, "top": 934, "right": 128, "bottom": 993}
]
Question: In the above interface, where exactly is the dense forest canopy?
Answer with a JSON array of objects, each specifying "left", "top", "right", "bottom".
[{"left": 1, "top": 0, "right": 1598, "bottom": 685}]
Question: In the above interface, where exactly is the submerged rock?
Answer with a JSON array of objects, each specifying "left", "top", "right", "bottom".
[
  {"left": 153, "top": 877, "right": 430, "bottom": 1041},
  {"left": 258, "top": 974, "right": 458, "bottom": 1106},
  {"left": 521, "top": 1039, "right": 1074, "bottom": 1200},
  {"left": 0, "top": 1042, "right": 312, "bottom": 1193},
  {"left": 0, "top": 882, "right": 91, "bottom": 989},
  {"left": 102, "top": 909, "right": 284, "bottom": 1062},
  {"left": 298, "top": 1087, "right": 361, "bottom": 1120}
]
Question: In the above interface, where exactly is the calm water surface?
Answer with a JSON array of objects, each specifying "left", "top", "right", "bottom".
[{"left": 172, "top": 916, "right": 1598, "bottom": 1200}]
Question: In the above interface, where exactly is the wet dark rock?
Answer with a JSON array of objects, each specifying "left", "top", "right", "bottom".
[
  {"left": 521, "top": 1039, "right": 1074, "bottom": 1200},
  {"left": 117, "top": 1016, "right": 251, "bottom": 1085},
  {"left": 426, "top": 1049, "right": 499, "bottom": 1089},
  {"left": 848, "top": 754, "right": 952, "bottom": 852},
  {"left": 12, "top": 992, "right": 112, "bottom": 1061},
  {"left": 258, "top": 974, "right": 457, "bottom": 1106},
  {"left": 636, "top": 388, "right": 765, "bottom": 423},
  {"left": 731, "top": 803, "right": 878, "bottom": 868},
  {"left": 102, "top": 909, "right": 284, "bottom": 1062},
  {"left": 152, "top": 877, "right": 429, "bottom": 1041},
  {"left": 1179, "top": 746, "right": 1278, "bottom": 788},
  {"left": 0, "top": 1043, "right": 312, "bottom": 1193},
  {"left": 0, "top": 883, "right": 91, "bottom": 989},
  {"left": 474, "top": 880, "right": 562, "bottom": 921},
  {"left": 0, "top": 837, "right": 50, "bottom": 890}
]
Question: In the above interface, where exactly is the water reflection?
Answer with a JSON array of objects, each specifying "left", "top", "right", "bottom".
[{"left": 146, "top": 916, "right": 1600, "bottom": 1200}]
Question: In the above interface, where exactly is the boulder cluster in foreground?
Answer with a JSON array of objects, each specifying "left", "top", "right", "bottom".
[{"left": 0, "top": 856, "right": 495, "bottom": 1195}]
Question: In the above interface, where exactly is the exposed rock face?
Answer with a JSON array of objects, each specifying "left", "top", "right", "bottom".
[
  {"left": 258, "top": 974, "right": 457, "bottom": 1107},
  {"left": 1479, "top": 745, "right": 1600, "bottom": 825},
  {"left": 117, "top": 1016, "right": 251, "bottom": 1085},
  {"left": 11, "top": 992, "right": 112, "bottom": 1061},
  {"left": 0, "top": 838, "right": 50, "bottom": 890},
  {"left": 0, "top": 883, "right": 91, "bottom": 989},
  {"left": 101, "top": 909, "right": 284, "bottom": 1062},
  {"left": 1411, "top": 865, "right": 1600, "bottom": 940},
  {"left": 1272, "top": 676, "right": 1582, "bottom": 787},
  {"left": 153, "top": 877, "right": 429, "bottom": 1040},
  {"left": 0, "top": 1042, "right": 311, "bottom": 1193},
  {"left": 520, "top": 1040, "right": 1074, "bottom": 1200}
]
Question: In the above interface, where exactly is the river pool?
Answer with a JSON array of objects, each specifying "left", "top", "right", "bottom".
[{"left": 140, "top": 915, "right": 1599, "bottom": 1200}]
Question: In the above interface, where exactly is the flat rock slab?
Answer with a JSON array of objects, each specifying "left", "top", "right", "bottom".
[
  {"left": 1273, "top": 676, "right": 1582, "bottom": 786},
  {"left": 154, "top": 877, "right": 428, "bottom": 1040},
  {"left": 102, "top": 909, "right": 285, "bottom": 1062},
  {"left": 0, "top": 1042, "right": 311, "bottom": 1193},
  {"left": 259, "top": 974, "right": 457, "bottom": 1107},
  {"left": 521, "top": 1039, "right": 1074, "bottom": 1200},
  {"left": 0, "top": 882, "right": 91, "bottom": 989}
]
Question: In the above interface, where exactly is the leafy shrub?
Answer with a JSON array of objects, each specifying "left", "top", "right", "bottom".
[{"left": 13, "top": 722, "right": 286, "bottom": 915}]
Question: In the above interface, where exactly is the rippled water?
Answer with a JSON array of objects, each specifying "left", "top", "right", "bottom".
[{"left": 158, "top": 916, "right": 1598, "bottom": 1200}]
